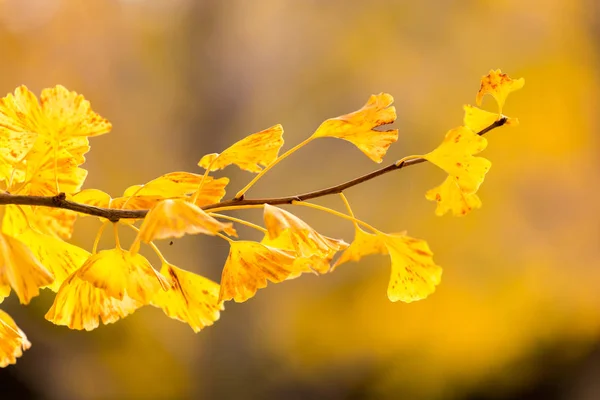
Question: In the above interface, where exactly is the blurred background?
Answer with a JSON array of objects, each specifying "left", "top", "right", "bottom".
[{"left": 1, "top": 0, "right": 599, "bottom": 399}]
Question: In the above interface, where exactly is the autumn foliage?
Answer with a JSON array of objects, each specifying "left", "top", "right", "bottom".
[{"left": 0, "top": 70, "right": 523, "bottom": 367}]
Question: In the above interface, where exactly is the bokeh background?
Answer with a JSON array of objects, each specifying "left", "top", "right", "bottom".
[{"left": 1, "top": 0, "right": 599, "bottom": 399}]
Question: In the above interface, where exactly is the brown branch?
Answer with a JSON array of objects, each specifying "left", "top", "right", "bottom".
[{"left": 0, "top": 118, "right": 506, "bottom": 221}]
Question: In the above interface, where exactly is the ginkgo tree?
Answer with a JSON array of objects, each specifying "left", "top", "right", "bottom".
[{"left": 0, "top": 69, "right": 523, "bottom": 367}]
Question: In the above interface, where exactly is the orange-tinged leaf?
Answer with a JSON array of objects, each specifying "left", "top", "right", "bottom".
[
  {"left": 198, "top": 124, "right": 284, "bottom": 173},
  {"left": 425, "top": 176, "right": 482, "bottom": 217},
  {"left": 0, "top": 285, "right": 9, "bottom": 303},
  {"left": 381, "top": 233, "right": 442, "bottom": 303},
  {"left": 332, "top": 226, "right": 388, "bottom": 270},
  {"left": 219, "top": 241, "right": 299, "bottom": 303},
  {"left": 193, "top": 177, "right": 229, "bottom": 207},
  {"left": 463, "top": 105, "right": 519, "bottom": 133},
  {"left": 0, "top": 309, "right": 31, "bottom": 367},
  {"left": 152, "top": 263, "right": 223, "bottom": 333},
  {"left": 76, "top": 248, "right": 168, "bottom": 304},
  {"left": 138, "top": 199, "right": 236, "bottom": 243},
  {"left": 423, "top": 126, "right": 491, "bottom": 194},
  {"left": 263, "top": 204, "right": 348, "bottom": 261},
  {"left": 476, "top": 69, "right": 524, "bottom": 113},
  {"left": 310, "top": 93, "right": 398, "bottom": 163},
  {"left": 0, "top": 232, "right": 53, "bottom": 304},
  {"left": 45, "top": 273, "right": 141, "bottom": 331}
]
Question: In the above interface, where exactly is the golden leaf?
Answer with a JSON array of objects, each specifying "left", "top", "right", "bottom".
[
  {"left": 463, "top": 105, "right": 519, "bottom": 133},
  {"left": 219, "top": 241, "right": 299, "bottom": 303},
  {"left": 381, "top": 233, "right": 442, "bottom": 303},
  {"left": 423, "top": 126, "right": 491, "bottom": 194},
  {"left": 198, "top": 124, "right": 284, "bottom": 173},
  {"left": 76, "top": 248, "right": 168, "bottom": 304},
  {"left": 0, "top": 309, "right": 31, "bottom": 367},
  {"left": 0, "top": 231, "right": 53, "bottom": 304},
  {"left": 425, "top": 176, "right": 482, "bottom": 217},
  {"left": 152, "top": 263, "right": 223, "bottom": 333},
  {"left": 138, "top": 199, "right": 236, "bottom": 243},
  {"left": 476, "top": 69, "right": 524, "bottom": 113},
  {"left": 332, "top": 226, "right": 388, "bottom": 270},
  {"left": 310, "top": 93, "right": 398, "bottom": 163},
  {"left": 192, "top": 177, "right": 229, "bottom": 207},
  {"left": 45, "top": 273, "right": 141, "bottom": 331},
  {"left": 263, "top": 204, "right": 348, "bottom": 261}
]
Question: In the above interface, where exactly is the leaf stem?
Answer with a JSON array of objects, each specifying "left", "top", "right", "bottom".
[
  {"left": 209, "top": 212, "right": 267, "bottom": 234},
  {"left": 292, "top": 200, "right": 379, "bottom": 234},
  {"left": 234, "top": 137, "right": 314, "bottom": 199}
]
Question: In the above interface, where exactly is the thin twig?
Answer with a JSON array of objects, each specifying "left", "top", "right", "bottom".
[{"left": 0, "top": 118, "right": 506, "bottom": 221}]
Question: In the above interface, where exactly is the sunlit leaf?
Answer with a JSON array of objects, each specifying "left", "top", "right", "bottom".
[
  {"left": 76, "top": 248, "right": 168, "bottom": 304},
  {"left": 476, "top": 69, "right": 524, "bottom": 113},
  {"left": 423, "top": 126, "right": 491, "bottom": 194},
  {"left": 0, "top": 232, "right": 54, "bottom": 304},
  {"left": 332, "top": 226, "right": 388, "bottom": 270},
  {"left": 0, "top": 309, "right": 31, "bottom": 367},
  {"left": 263, "top": 204, "right": 348, "bottom": 262},
  {"left": 45, "top": 273, "right": 141, "bottom": 331},
  {"left": 219, "top": 241, "right": 299, "bottom": 303},
  {"left": 310, "top": 93, "right": 398, "bottom": 163},
  {"left": 382, "top": 233, "right": 442, "bottom": 303},
  {"left": 152, "top": 263, "right": 223, "bottom": 332},
  {"left": 192, "top": 177, "right": 229, "bottom": 207},
  {"left": 425, "top": 176, "right": 482, "bottom": 217},
  {"left": 463, "top": 105, "right": 519, "bottom": 133},
  {"left": 138, "top": 199, "right": 236, "bottom": 243},
  {"left": 198, "top": 124, "right": 284, "bottom": 173}
]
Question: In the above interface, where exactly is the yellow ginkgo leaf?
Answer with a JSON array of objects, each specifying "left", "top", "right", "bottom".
[
  {"left": 0, "top": 232, "right": 54, "bottom": 304},
  {"left": 423, "top": 126, "right": 491, "bottom": 194},
  {"left": 192, "top": 177, "right": 229, "bottom": 207},
  {"left": 76, "top": 248, "right": 168, "bottom": 304},
  {"left": 332, "top": 226, "right": 389, "bottom": 270},
  {"left": 476, "top": 69, "right": 525, "bottom": 113},
  {"left": 198, "top": 124, "right": 284, "bottom": 173},
  {"left": 0, "top": 309, "right": 31, "bottom": 367},
  {"left": 425, "top": 176, "right": 482, "bottom": 217},
  {"left": 138, "top": 199, "right": 236, "bottom": 243},
  {"left": 0, "top": 285, "right": 10, "bottom": 303},
  {"left": 45, "top": 273, "right": 141, "bottom": 331},
  {"left": 463, "top": 105, "right": 519, "bottom": 133},
  {"left": 263, "top": 204, "right": 348, "bottom": 261},
  {"left": 122, "top": 171, "right": 204, "bottom": 198},
  {"left": 72, "top": 189, "right": 112, "bottom": 209},
  {"left": 219, "top": 241, "right": 300, "bottom": 303},
  {"left": 152, "top": 263, "right": 223, "bottom": 333},
  {"left": 381, "top": 233, "right": 442, "bottom": 303},
  {"left": 310, "top": 93, "right": 398, "bottom": 163},
  {"left": 39, "top": 85, "right": 112, "bottom": 140}
]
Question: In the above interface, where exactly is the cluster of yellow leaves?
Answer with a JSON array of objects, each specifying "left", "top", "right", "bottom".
[
  {"left": 424, "top": 69, "right": 524, "bottom": 216},
  {"left": 0, "top": 70, "right": 522, "bottom": 367}
]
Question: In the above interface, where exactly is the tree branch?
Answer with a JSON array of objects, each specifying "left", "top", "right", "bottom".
[{"left": 0, "top": 118, "right": 506, "bottom": 221}]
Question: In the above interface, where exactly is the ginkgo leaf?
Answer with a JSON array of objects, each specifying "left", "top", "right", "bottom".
[
  {"left": 137, "top": 199, "right": 236, "bottom": 243},
  {"left": 381, "top": 233, "right": 442, "bottom": 303},
  {"left": 332, "top": 226, "right": 389, "bottom": 270},
  {"left": 0, "top": 309, "right": 31, "bottom": 367},
  {"left": 0, "top": 285, "right": 10, "bottom": 303},
  {"left": 423, "top": 126, "right": 491, "bottom": 194},
  {"left": 263, "top": 204, "right": 348, "bottom": 261},
  {"left": 152, "top": 263, "right": 223, "bottom": 333},
  {"left": 76, "top": 248, "right": 168, "bottom": 304},
  {"left": 476, "top": 69, "right": 525, "bottom": 113},
  {"left": 72, "top": 189, "right": 112, "bottom": 209},
  {"left": 45, "top": 273, "right": 141, "bottom": 331},
  {"left": 198, "top": 124, "right": 284, "bottom": 173},
  {"left": 0, "top": 232, "right": 54, "bottom": 304},
  {"left": 219, "top": 241, "right": 300, "bottom": 303},
  {"left": 425, "top": 176, "right": 482, "bottom": 217},
  {"left": 310, "top": 93, "right": 398, "bottom": 163},
  {"left": 463, "top": 105, "right": 519, "bottom": 133},
  {"left": 192, "top": 177, "right": 229, "bottom": 207},
  {"left": 122, "top": 171, "right": 204, "bottom": 198}
]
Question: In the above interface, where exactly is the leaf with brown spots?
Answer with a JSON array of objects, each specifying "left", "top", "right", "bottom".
[
  {"left": 425, "top": 176, "right": 482, "bottom": 217},
  {"left": 152, "top": 263, "right": 223, "bottom": 332},
  {"left": 198, "top": 124, "right": 284, "bottom": 173},
  {"left": 423, "top": 126, "right": 491, "bottom": 195},
  {"left": 310, "top": 93, "right": 398, "bottom": 163},
  {"left": 219, "top": 241, "right": 300, "bottom": 303},
  {"left": 476, "top": 69, "right": 524, "bottom": 114},
  {"left": 381, "top": 233, "right": 442, "bottom": 303}
]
